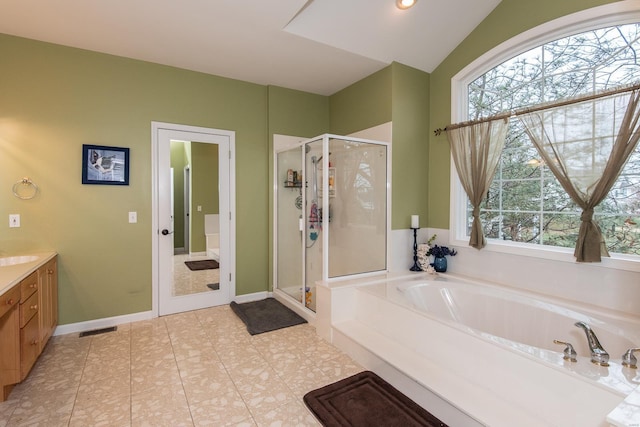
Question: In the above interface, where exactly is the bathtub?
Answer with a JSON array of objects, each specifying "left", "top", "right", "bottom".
[
  {"left": 317, "top": 272, "right": 640, "bottom": 427},
  {"left": 204, "top": 214, "right": 220, "bottom": 261}
]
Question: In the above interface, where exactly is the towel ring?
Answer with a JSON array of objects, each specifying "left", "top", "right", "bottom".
[{"left": 12, "top": 177, "right": 39, "bottom": 200}]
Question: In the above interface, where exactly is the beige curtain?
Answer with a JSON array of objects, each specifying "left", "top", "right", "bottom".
[
  {"left": 447, "top": 118, "right": 509, "bottom": 249},
  {"left": 519, "top": 88, "right": 640, "bottom": 262}
]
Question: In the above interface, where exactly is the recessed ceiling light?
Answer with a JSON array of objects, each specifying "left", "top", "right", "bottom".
[{"left": 396, "top": 0, "right": 417, "bottom": 10}]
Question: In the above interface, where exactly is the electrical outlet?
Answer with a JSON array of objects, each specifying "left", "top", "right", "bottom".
[
  {"left": 128, "top": 212, "right": 137, "bottom": 223},
  {"left": 9, "top": 214, "right": 20, "bottom": 228}
]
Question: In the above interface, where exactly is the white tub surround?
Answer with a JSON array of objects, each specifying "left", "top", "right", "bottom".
[
  {"left": 316, "top": 271, "right": 640, "bottom": 427},
  {"left": 204, "top": 214, "right": 220, "bottom": 261}
]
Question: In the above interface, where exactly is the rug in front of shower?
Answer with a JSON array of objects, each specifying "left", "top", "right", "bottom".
[
  {"left": 304, "top": 371, "right": 448, "bottom": 427},
  {"left": 184, "top": 259, "right": 219, "bottom": 271},
  {"left": 230, "top": 298, "right": 306, "bottom": 335}
]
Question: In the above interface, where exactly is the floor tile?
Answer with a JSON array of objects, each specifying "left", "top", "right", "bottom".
[
  {"left": 4, "top": 302, "right": 362, "bottom": 426},
  {"left": 250, "top": 399, "right": 320, "bottom": 427},
  {"left": 69, "top": 394, "right": 131, "bottom": 427},
  {"left": 131, "top": 387, "right": 193, "bottom": 426}
]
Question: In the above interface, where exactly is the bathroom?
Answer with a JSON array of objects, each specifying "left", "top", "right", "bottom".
[{"left": 1, "top": 0, "right": 639, "bottom": 425}]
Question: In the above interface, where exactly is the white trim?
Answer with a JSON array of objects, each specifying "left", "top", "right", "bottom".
[
  {"left": 449, "top": 2, "right": 640, "bottom": 272},
  {"left": 233, "top": 291, "right": 271, "bottom": 304},
  {"left": 151, "top": 121, "right": 236, "bottom": 317},
  {"left": 273, "top": 289, "right": 317, "bottom": 325},
  {"left": 53, "top": 311, "right": 154, "bottom": 336},
  {"left": 54, "top": 291, "right": 265, "bottom": 336},
  {"left": 452, "top": 1, "right": 640, "bottom": 97}
]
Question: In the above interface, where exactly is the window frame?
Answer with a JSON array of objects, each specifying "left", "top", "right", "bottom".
[{"left": 449, "top": 2, "right": 640, "bottom": 272}]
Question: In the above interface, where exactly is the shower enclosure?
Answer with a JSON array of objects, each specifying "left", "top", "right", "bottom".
[{"left": 274, "top": 134, "right": 390, "bottom": 313}]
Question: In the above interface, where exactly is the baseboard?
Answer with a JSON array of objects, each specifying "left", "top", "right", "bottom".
[
  {"left": 53, "top": 310, "right": 154, "bottom": 336},
  {"left": 273, "top": 290, "right": 316, "bottom": 325},
  {"left": 54, "top": 291, "right": 274, "bottom": 336},
  {"left": 233, "top": 291, "right": 272, "bottom": 304}
]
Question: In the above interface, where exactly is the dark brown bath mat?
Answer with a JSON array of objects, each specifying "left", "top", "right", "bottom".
[
  {"left": 184, "top": 259, "right": 219, "bottom": 271},
  {"left": 304, "top": 371, "right": 448, "bottom": 427}
]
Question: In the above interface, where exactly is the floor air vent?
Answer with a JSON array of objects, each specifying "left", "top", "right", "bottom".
[{"left": 79, "top": 326, "right": 117, "bottom": 337}]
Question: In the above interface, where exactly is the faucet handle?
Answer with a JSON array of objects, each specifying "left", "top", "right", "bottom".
[
  {"left": 622, "top": 348, "right": 640, "bottom": 369},
  {"left": 553, "top": 339, "right": 577, "bottom": 362}
]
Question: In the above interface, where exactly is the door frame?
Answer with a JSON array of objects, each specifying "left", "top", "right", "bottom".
[
  {"left": 183, "top": 166, "right": 190, "bottom": 254},
  {"left": 151, "top": 121, "right": 236, "bottom": 317}
]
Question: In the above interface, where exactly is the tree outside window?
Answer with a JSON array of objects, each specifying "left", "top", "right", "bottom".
[{"left": 468, "top": 24, "right": 640, "bottom": 255}]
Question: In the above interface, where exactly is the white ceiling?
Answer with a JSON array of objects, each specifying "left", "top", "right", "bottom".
[{"left": 0, "top": 0, "right": 500, "bottom": 96}]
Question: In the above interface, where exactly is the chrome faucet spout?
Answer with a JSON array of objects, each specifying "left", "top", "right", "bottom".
[{"left": 574, "top": 321, "right": 609, "bottom": 366}]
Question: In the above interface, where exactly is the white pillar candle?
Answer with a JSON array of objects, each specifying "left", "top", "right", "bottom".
[{"left": 411, "top": 215, "right": 419, "bottom": 229}]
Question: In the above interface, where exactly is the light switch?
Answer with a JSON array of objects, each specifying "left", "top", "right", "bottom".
[
  {"left": 128, "top": 212, "right": 137, "bottom": 223},
  {"left": 197, "top": 205, "right": 202, "bottom": 212},
  {"left": 9, "top": 214, "right": 20, "bottom": 228}
]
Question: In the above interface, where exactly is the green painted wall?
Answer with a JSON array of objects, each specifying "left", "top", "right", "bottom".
[
  {"left": 329, "top": 67, "right": 392, "bottom": 135},
  {"left": 329, "top": 63, "right": 430, "bottom": 230},
  {"left": 0, "top": 34, "right": 268, "bottom": 324},
  {"left": 266, "top": 85, "right": 330, "bottom": 290},
  {"left": 191, "top": 142, "right": 219, "bottom": 252},
  {"left": 390, "top": 63, "right": 430, "bottom": 229},
  {"left": 267, "top": 86, "right": 330, "bottom": 138},
  {"left": 428, "top": 0, "right": 620, "bottom": 228}
]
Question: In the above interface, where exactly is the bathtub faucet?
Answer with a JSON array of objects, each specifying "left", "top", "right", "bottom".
[{"left": 574, "top": 321, "right": 609, "bottom": 367}]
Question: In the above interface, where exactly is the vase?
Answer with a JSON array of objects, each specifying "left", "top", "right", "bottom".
[{"left": 432, "top": 256, "right": 447, "bottom": 273}]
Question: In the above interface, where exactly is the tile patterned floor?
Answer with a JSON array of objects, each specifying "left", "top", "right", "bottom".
[{"left": 0, "top": 305, "right": 363, "bottom": 426}]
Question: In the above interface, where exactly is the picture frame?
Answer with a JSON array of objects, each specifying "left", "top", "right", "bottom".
[{"left": 82, "top": 144, "right": 130, "bottom": 185}]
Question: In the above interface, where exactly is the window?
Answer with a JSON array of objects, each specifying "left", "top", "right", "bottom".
[{"left": 458, "top": 19, "right": 640, "bottom": 257}]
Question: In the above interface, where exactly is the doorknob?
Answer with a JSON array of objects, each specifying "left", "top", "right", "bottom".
[{"left": 161, "top": 229, "right": 172, "bottom": 235}]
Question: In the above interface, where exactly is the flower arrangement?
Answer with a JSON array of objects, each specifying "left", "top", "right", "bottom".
[
  {"left": 428, "top": 244, "right": 457, "bottom": 258},
  {"left": 425, "top": 234, "right": 457, "bottom": 258}
]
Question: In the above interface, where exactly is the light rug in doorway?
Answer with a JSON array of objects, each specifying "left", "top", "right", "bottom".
[
  {"left": 229, "top": 298, "right": 306, "bottom": 335},
  {"left": 184, "top": 259, "right": 219, "bottom": 271}
]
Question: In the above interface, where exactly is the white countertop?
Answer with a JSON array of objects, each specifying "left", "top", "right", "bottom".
[{"left": 0, "top": 252, "right": 57, "bottom": 297}]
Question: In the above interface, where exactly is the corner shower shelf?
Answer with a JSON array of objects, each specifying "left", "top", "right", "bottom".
[{"left": 319, "top": 167, "right": 336, "bottom": 198}]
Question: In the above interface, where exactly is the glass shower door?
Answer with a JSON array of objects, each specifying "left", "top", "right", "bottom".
[
  {"left": 328, "top": 138, "right": 388, "bottom": 278},
  {"left": 304, "top": 138, "right": 324, "bottom": 312},
  {"left": 276, "top": 147, "right": 303, "bottom": 304}
]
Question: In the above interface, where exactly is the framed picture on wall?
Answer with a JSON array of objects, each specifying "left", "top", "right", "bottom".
[{"left": 82, "top": 144, "right": 130, "bottom": 185}]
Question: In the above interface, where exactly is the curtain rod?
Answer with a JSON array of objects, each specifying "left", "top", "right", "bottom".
[{"left": 433, "top": 82, "right": 640, "bottom": 136}]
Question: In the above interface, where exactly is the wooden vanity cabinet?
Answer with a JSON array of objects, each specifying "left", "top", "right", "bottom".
[
  {"left": 38, "top": 259, "right": 58, "bottom": 350},
  {"left": 0, "top": 255, "right": 58, "bottom": 401},
  {"left": 0, "top": 285, "right": 20, "bottom": 400},
  {"left": 18, "top": 271, "right": 39, "bottom": 380}
]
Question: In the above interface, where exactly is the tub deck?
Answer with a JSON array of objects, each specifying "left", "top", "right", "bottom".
[{"left": 317, "top": 271, "right": 640, "bottom": 427}]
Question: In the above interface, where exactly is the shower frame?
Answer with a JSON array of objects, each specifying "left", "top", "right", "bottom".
[{"left": 273, "top": 133, "right": 391, "bottom": 316}]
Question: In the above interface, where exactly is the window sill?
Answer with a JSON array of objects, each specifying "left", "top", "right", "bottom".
[{"left": 450, "top": 236, "right": 640, "bottom": 273}]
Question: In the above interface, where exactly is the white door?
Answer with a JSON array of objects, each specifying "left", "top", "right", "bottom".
[{"left": 152, "top": 122, "right": 236, "bottom": 316}]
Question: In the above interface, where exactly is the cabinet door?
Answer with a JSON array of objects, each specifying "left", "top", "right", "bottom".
[
  {"left": 38, "top": 257, "right": 58, "bottom": 350},
  {"left": 20, "top": 314, "right": 39, "bottom": 381},
  {"left": 0, "top": 286, "right": 21, "bottom": 395}
]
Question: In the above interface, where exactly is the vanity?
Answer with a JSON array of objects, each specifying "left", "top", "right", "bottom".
[{"left": 0, "top": 252, "right": 58, "bottom": 401}]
